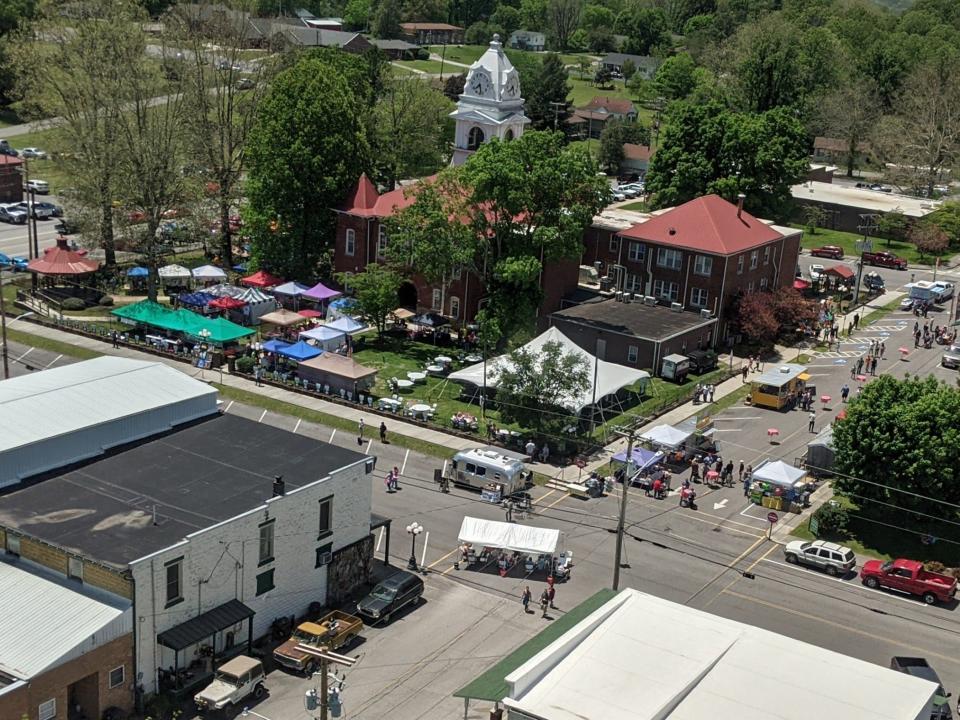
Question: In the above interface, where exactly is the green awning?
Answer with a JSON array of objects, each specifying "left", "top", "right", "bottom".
[
  {"left": 185, "top": 315, "right": 254, "bottom": 344},
  {"left": 112, "top": 300, "right": 253, "bottom": 344},
  {"left": 454, "top": 588, "right": 617, "bottom": 702},
  {"left": 112, "top": 300, "right": 187, "bottom": 332}
]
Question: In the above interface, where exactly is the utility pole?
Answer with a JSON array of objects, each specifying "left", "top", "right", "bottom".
[
  {"left": 852, "top": 213, "right": 878, "bottom": 308},
  {"left": 297, "top": 645, "right": 357, "bottom": 720},
  {"left": 0, "top": 263, "right": 8, "bottom": 380},
  {"left": 612, "top": 426, "right": 636, "bottom": 591},
  {"left": 549, "top": 101, "right": 565, "bottom": 131}
]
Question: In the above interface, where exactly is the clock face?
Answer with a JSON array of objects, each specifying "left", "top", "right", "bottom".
[
  {"left": 504, "top": 74, "right": 520, "bottom": 98},
  {"left": 470, "top": 71, "right": 492, "bottom": 97}
]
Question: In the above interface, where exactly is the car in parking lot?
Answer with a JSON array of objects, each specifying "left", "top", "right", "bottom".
[
  {"left": 942, "top": 344, "right": 960, "bottom": 369},
  {"left": 26, "top": 179, "right": 49, "bottom": 194},
  {"left": 357, "top": 569, "right": 424, "bottom": 624},
  {"left": 33, "top": 201, "right": 62, "bottom": 217},
  {"left": 808, "top": 264, "right": 825, "bottom": 281},
  {"left": 0, "top": 253, "right": 29, "bottom": 271},
  {"left": 809, "top": 245, "right": 844, "bottom": 259},
  {"left": 15, "top": 201, "right": 54, "bottom": 219},
  {"left": 20, "top": 147, "right": 47, "bottom": 159},
  {"left": 784, "top": 539, "right": 857, "bottom": 576},
  {"left": 0, "top": 203, "right": 28, "bottom": 224}
]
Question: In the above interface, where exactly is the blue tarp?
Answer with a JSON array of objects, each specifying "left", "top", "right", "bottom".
[
  {"left": 178, "top": 292, "right": 216, "bottom": 307},
  {"left": 127, "top": 266, "right": 149, "bottom": 277},
  {"left": 275, "top": 340, "right": 323, "bottom": 361},
  {"left": 329, "top": 297, "right": 358, "bottom": 310},
  {"left": 262, "top": 338, "right": 291, "bottom": 353},
  {"left": 612, "top": 447, "right": 663, "bottom": 472}
]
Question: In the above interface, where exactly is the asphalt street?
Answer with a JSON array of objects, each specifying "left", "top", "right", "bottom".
[{"left": 0, "top": 210, "right": 62, "bottom": 259}]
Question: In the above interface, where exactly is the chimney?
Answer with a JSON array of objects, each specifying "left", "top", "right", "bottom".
[
  {"left": 272, "top": 475, "right": 285, "bottom": 497},
  {"left": 737, "top": 193, "right": 746, "bottom": 218}
]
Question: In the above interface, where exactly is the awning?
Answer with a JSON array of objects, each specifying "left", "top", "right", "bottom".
[
  {"left": 27, "top": 238, "right": 99, "bottom": 275},
  {"left": 458, "top": 516, "right": 560, "bottom": 555},
  {"left": 640, "top": 424, "right": 692, "bottom": 450},
  {"left": 178, "top": 291, "right": 216, "bottom": 307},
  {"left": 192, "top": 264, "right": 228, "bottom": 281},
  {"left": 273, "top": 281, "right": 311, "bottom": 296},
  {"left": 392, "top": 307, "right": 415, "bottom": 319},
  {"left": 209, "top": 296, "right": 246, "bottom": 310},
  {"left": 326, "top": 316, "right": 365, "bottom": 334},
  {"left": 241, "top": 269, "right": 284, "bottom": 288},
  {"left": 275, "top": 340, "right": 323, "bottom": 361},
  {"left": 797, "top": 373, "right": 811, "bottom": 381},
  {"left": 752, "top": 460, "right": 807, "bottom": 489},
  {"left": 611, "top": 446, "right": 663, "bottom": 471},
  {"left": 157, "top": 598, "right": 254, "bottom": 652},
  {"left": 262, "top": 338, "right": 290, "bottom": 353},
  {"left": 411, "top": 312, "right": 450, "bottom": 328},
  {"left": 302, "top": 282, "right": 342, "bottom": 301},
  {"left": 127, "top": 266, "right": 149, "bottom": 277},
  {"left": 158, "top": 264, "right": 192, "bottom": 280}
]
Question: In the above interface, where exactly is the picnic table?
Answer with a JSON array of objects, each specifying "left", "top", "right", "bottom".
[
  {"left": 395, "top": 379, "right": 414, "bottom": 390},
  {"left": 407, "top": 371, "right": 427, "bottom": 383},
  {"left": 408, "top": 403, "right": 433, "bottom": 420},
  {"left": 377, "top": 397, "right": 402, "bottom": 412}
]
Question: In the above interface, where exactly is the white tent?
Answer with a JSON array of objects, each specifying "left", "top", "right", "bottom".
[
  {"left": 299, "top": 325, "right": 346, "bottom": 351},
  {"left": 458, "top": 516, "right": 560, "bottom": 555},
  {"left": 640, "top": 424, "right": 692, "bottom": 450},
  {"left": 273, "top": 281, "right": 310, "bottom": 297},
  {"left": 327, "top": 316, "right": 365, "bottom": 334},
  {"left": 752, "top": 460, "right": 807, "bottom": 489},
  {"left": 192, "top": 264, "right": 228, "bottom": 281},
  {"left": 448, "top": 326, "right": 650, "bottom": 413},
  {"left": 158, "top": 264, "right": 191, "bottom": 280}
]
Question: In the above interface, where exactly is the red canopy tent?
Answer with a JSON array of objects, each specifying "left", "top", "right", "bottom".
[
  {"left": 297, "top": 309, "right": 324, "bottom": 318},
  {"left": 209, "top": 296, "right": 246, "bottom": 310},
  {"left": 793, "top": 278, "right": 811, "bottom": 290},
  {"left": 241, "top": 269, "right": 284, "bottom": 288},
  {"left": 27, "top": 237, "right": 99, "bottom": 275}
]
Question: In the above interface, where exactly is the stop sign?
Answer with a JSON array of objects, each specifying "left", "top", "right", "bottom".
[
  {"left": 576, "top": 458, "right": 586, "bottom": 469},
  {"left": 767, "top": 511, "right": 779, "bottom": 524}
]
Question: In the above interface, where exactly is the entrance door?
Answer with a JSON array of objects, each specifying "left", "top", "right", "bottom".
[{"left": 68, "top": 673, "right": 100, "bottom": 720}]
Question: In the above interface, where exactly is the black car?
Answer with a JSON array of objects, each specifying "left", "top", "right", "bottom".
[
  {"left": 356, "top": 570, "right": 423, "bottom": 624},
  {"left": 687, "top": 350, "right": 718, "bottom": 374}
]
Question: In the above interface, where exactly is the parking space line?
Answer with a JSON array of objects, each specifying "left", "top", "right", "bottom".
[
  {"left": 224, "top": 400, "right": 234, "bottom": 412},
  {"left": 329, "top": 428, "right": 336, "bottom": 443},
  {"left": 542, "top": 492, "right": 572, "bottom": 509},
  {"left": 14, "top": 347, "right": 33, "bottom": 363},
  {"left": 258, "top": 409, "right": 267, "bottom": 423},
  {"left": 427, "top": 547, "right": 458, "bottom": 569},
  {"left": 703, "top": 542, "right": 778, "bottom": 609},
  {"left": 686, "top": 536, "right": 768, "bottom": 606},
  {"left": 401, "top": 449, "right": 410, "bottom": 475},
  {"left": 45, "top": 354, "right": 62, "bottom": 368},
  {"left": 532, "top": 489, "right": 557, "bottom": 505},
  {"left": 293, "top": 418, "right": 301, "bottom": 434}
]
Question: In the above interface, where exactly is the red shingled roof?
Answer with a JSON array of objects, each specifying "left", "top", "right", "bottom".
[
  {"left": 623, "top": 143, "right": 653, "bottom": 162},
  {"left": 619, "top": 194, "right": 783, "bottom": 255},
  {"left": 340, "top": 173, "right": 435, "bottom": 218},
  {"left": 584, "top": 96, "right": 636, "bottom": 116}
]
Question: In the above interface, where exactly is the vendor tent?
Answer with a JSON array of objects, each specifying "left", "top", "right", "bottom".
[
  {"left": 275, "top": 340, "right": 322, "bottom": 361},
  {"left": 448, "top": 327, "right": 650, "bottom": 414},
  {"left": 752, "top": 460, "right": 807, "bottom": 489},
  {"left": 302, "top": 282, "right": 341, "bottom": 301},
  {"left": 262, "top": 338, "right": 290, "bottom": 353},
  {"left": 298, "top": 325, "right": 346, "bottom": 351},
  {"left": 241, "top": 270, "right": 283, "bottom": 288},
  {"left": 640, "top": 424, "right": 692, "bottom": 450},
  {"left": 297, "top": 309, "right": 323, "bottom": 319},
  {"left": 296, "top": 353, "right": 377, "bottom": 394},
  {"left": 612, "top": 447, "right": 663, "bottom": 472},
  {"left": 187, "top": 315, "right": 254, "bottom": 344},
  {"left": 209, "top": 296, "right": 246, "bottom": 311},
  {"left": 273, "top": 281, "right": 311, "bottom": 297},
  {"left": 112, "top": 300, "right": 184, "bottom": 332},
  {"left": 326, "top": 316, "right": 365, "bottom": 335},
  {"left": 192, "top": 264, "right": 228, "bottom": 281},
  {"left": 391, "top": 307, "right": 415, "bottom": 320},
  {"left": 178, "top": 291, "right": 216, "bottom": 308},
  {"left": 158, "top": 264, "right": 192, "bottom": 281},
  {"left": 127, "top": 266, "right": 149, "bottom": 277},
  {"left": 458, "top": 516, "right": 560, "bottom": 556},
  {"left": 260, "top": 308, "right": 309, "bottom": 327},
  {"left": 326, "top": 297, "right": 358, "bottom": 320},
  {"left": 205, "top": 284, "right": 278, "bottom": 324},
  {"left": 27, "top": 238, "right": 99, "bottom": 275}
]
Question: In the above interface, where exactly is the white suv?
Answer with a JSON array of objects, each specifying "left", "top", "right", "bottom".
[
  {"left": 194, "top": 656, "right": 266, "bottom": 711},
  {"left": 26, "top": 179, "right": 49, "bottom": 194},
  {"left": 784, "top": 540, "right": 856, "bottom": 576}
]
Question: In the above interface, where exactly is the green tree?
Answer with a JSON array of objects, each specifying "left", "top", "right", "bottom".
[
  {"left": 496, "top": 339, "right": 590, "bottom": 435},
  {"left": 654, "top": 52, "right": 697, "bottom": 99},
  {"left": 833, "top": 375, "right": 960, "bottom": 513},
  {"left": 337, "top": 265, "right": 404, "bottom": 337},
  {"left": 520, "top": 0, "right": 548, "bottom": 32},
  {"left": 491, "top": 5, "right": 522, "bottom": 35},
  {"left": 802, "top": 204, "right": 827, "bottom": 235},
  {"left": 548, "top": 0, "right": 581, "bottom": 51},
  {"left": 593, "top": 64, "right": 612, "bottom": 87},
  {"left": 526, "top": 53, "right": 571, "bottom": 130},
  {"left": 372, "top": 0, "right": 403, "bottom": 38},
  {"left": 924, "top": 202, "right": 960, "bottom": 249},
  {"left": 245, "top": 53, "right": 371, "bottom": 279},
  {"left": 344, "top": 0, "right": 372, "bottom": 29},
  {"left": 0, "top": 0, "right": 35, "bottom": 104},
  {"left": 876, "top": 209, "right": 909, "bottom": 247},
  {"left": 910, "top": 222, "right": 949, "bottom": 260},
  {"left": 859, "top": 38, "right": 908, "bottom": 111},
  {"left": 443, "top": 71, "right": 466, "bottom": 100},
  {"left": 598, "top": 119, "right": 651, "bottom": 173},
  {"left": 621, "top": 58, "right": 636, "bottom": 81},
  {"left": 577, "top": 55, "right": 592, "bottom": 80},
  {"left": 621, "top": 7, "right": 669, "bottom": 56},
  {"left": 728, "top": 14, "right": 807, "bottom": 112},
  {"left": 580, "top": 3, "right": 614, "bottom": 31},
  {"left": 403, "top": 0, "right": 449, "bottom": 22},
  {"left": 465, "top": 21, "right": 491, "bottom": 45},
  {"left": 818, "top": 79, "right": 878, "bottom": 178}
]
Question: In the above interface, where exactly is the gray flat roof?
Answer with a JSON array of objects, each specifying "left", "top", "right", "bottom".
[
  {"left": 0, "top": 414, "right": 368, "bottom": 568},
  {"left": 552, "top": 298, "right": 716, "bottom": 341},
  {"left": 791, "top": 181, "right": 940, "bottom": 217}
]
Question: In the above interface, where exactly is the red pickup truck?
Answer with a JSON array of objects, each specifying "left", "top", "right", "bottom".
[
  {"left": 860, "top": 558, "right": 958, "bottom": 604},
  {"left": 862, "top": 250, "right": 908, "bottom": 269}
]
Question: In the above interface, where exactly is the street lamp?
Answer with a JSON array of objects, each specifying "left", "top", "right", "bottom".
[{"left": 406, "top": 522, "right": 423, "bottom": 571}]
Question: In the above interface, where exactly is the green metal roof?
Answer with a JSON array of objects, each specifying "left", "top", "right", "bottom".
[{"left": 454, "top": 588, "right": 617, "bottom": 702}]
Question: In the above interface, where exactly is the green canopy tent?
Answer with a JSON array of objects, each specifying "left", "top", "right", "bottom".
[
  {"left": 184, "top": 315, "right": 254, "bottom": 345},
  {"left": 112, "top": 300, "right": 189, "bottom": 333},
  {"left": 112, "top": 301, "right": 254, "bottom": 344}
]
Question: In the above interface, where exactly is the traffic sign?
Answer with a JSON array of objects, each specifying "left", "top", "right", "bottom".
[
  {"left": 575, "top": 458, "right": 586, "bottom": 469},
  {"left": 767, "top": 511, "right": 779, "bottom": 524}
]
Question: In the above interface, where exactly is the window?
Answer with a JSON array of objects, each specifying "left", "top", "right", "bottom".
[
  {"left": 39, "top": 700, "right": 56, "bottom": 720},
  {"left": 690, "top": 287, "right": 709, "bottom": 308},
  {"left": 258, "top": 521, "right": 275, "bottom": 566},
  {"left": 760, "top": 277, "right": 768, "bottom": 290},
  {"left": 109, "top": 665, "right": 125, "bottom": 689},
  {"left": 608, "top": 236, "right": 620, "bottom": 252},
  {"left": 451, "top": 265, "right": 461, "bottom": 280},
  {"left": 5, "top": 533, "right": 20, "bottom": 556},
  {"left": 315, "top": 543, "right": 333, "bottom": 569},
  {"left": 256, "top": 568, "right": 275, "bottom": 596},
  {"left": 747, "top": 281, "right": 755, "bottom": 293},
  {"left": 763, "top": 246, "right": 771, "bottom": 265},
  {"left": 653, "top": 279, "right": 679, "bottom": 302},
  {"left": 627, "top": 345, "right": 639, "bottom": 363},
  {"left": 467, "top": 126, "right": 485, "bottom": 151},
  {"left": 737, "top": 255, "right": 744, "bottom": 274},
  {"left": 318, "top": 496, "right": 333, "bottom": 539},
  {"left": 68, "top": 556, "right": 83, "bottom": 581},
  {"left": 627, "top": 242, "right": 645, "bottom": 262},
  {"left": 165, "top": 558, "right": 183, "bottom": 607},
  {"left": 750, "top": 250, "right": 758, "bottom": 269},
  {"left": 431, "top": 288, "right": 442, "bottom": 310},
  {"left": 344, "top": 228, "right": 355, "bottom": 257},
  {"left": 624, "top": 273, "right": 643, "bottom": 293},
  {"left": 656, "top": 247, "right": 682, "bottom": 270},
  {"left": 693, "top": 255, "right": 712, "bottom": 276},
  {"left": 377, "top": 226, "right": 387, "bottom": 259},
  {"left": 450, "top": 296, "right": 460, "bottom": 319}
]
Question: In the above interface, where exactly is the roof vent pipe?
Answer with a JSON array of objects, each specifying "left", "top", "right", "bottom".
[{"left": 737, "top": 193, "right": 746, "bottom": 218}]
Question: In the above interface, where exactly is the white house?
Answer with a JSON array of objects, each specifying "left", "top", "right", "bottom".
[{"left": 509, "top": 30, "right": 545, "bottom": 51}]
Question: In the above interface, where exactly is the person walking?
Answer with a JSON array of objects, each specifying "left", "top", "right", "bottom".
[
  {"left": 841, "top": 383, "right": 850, "bottom": 402},
  {"left": 539, "top": 589, "right": 550, "bottom": 617},
  {"left": 521, "top": 586, "right": 532, "bottom": 614},
  {"left": 391, "top": 466, "right": 400, "bottom": 491},
  {"left": 385, "top": 469, "right": 394, "bottom": 493},
  {"left": 525, "top": 439, "right": 536, "bottom": 458},
  {"left": 856, "top": 357, "right": 864, "bottom": 375},
  {"left": 742, "top": 364, "right": 749, "bottom": 382},
  {"left": 870, "top": 356, "right": 878, "bottom": 375},
  {"left": 357, "top": 418, "right": 365, "bottom": 444},
  {"left": 379, "top": 422, "right": 387, "bottom": 443},
  {"left": 738, "top": 460, "right": 745, "bottom": 483},
  {"left": 880, "top": 341, "right": 885, "bottom": 358},
  {"left": 808, "top": 410, "right": 816, "bottom": 433},
  {"left": 547, "top": 584, "right": 556, "bottom": 609},
  {"left": 743, "top": 474, "right": 751, "bottom": 497},
  {"left": 853, "top": 313, "right": 860, "bottom": 330}
]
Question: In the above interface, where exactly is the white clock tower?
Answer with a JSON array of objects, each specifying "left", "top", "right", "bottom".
[{"left": 450, "top": 34, "right": 530, "bottom": 166}]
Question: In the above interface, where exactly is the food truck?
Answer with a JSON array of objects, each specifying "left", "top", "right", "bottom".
[
  {"left": 749, "top": 363, "right": 810, "bottom": 410},
  {"left": 449, "top": 447, "right": 528, "bottom": 498},
  {"left": 660, "top": 354, "right": 691, "bottom": 382}
]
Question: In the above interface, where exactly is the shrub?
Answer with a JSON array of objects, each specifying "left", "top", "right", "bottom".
[
  {"left": 813, "top": 501, "right": 849, "bottom": 535},
  {"left": 98, "top": 295, "right": 114, "bottom": 306},
  {"left": 235, "top": 356, "right": 256, "bottom": 374},
  {"left": 61, "top": 297, "right": 86, "bottom": 311}
]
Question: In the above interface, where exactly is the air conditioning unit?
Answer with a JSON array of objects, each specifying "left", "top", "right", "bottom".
[
  {"left": 628, "top": 292, "right": 636, "bottom": 302},
  {"left": 615, "top": 291, "right": 624, "bottom": 302},
  {"left": 700, "top": 308, "right": 712, "bottom": 319},
  {"left": 599, "top": 277, "right": 612, "bottom": 292},
  {"left": 643, "top": 295, "right": 656, "bottom": 306},
  {"left": 670, "top": 302, "right": 683, "bottom": 312},
  {"left": 318, "top": 552, "right": 333, "bottom": 566}
]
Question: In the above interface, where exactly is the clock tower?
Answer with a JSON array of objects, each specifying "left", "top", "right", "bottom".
[{"left": 450, "top": 34, "right": 530, "bottom": 166}]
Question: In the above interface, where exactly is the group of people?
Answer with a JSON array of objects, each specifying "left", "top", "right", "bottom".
[
  {"left": 384, "top": 466, "right": 401, "bottom": 492},
  {"left": 914, "top": 321, "right": 955, "bottom": 349},
  {"left": 693, "top": 383, "right": 716, "bottom": 403},
  {"left": 521, "top": 577, "right": 557, "bottom": 618},
  {"left": 850, "top": 352, "right": 880, "bottom": 377},
  {"left": 523, "top": 439, "right": 551, "bottom": 463}
]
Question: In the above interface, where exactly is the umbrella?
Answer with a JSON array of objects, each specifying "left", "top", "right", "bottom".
[
  {"left": 899, "top": 346, "right": 909, "bottom": 360},
  {"left": 298, "top": 309, "right": 324, "bottom": 318},
  {"left": 767, "top": 428, "right": 780, "bottom": 444}
]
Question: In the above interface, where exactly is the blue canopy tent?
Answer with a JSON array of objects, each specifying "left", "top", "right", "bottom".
[
  {"left": 612, "top": 447, "right": 663, "bottom": 473},
  {"left": 262, "top": 338, "right": 291, "bottom": 353},
  {"left": 127, "top": 266, "right": 149, "bottom": 277},
  {"left": 326, "top": 316, "right": 365, "bottom": 334},
  {"left": 178, "top": 291, "right": 216, "bottom": 308},
  {"left": 275, "top": 340, "right": 323, "bottom": 362},
  {"left": 273, "top": 281, "right": 310, "bottom": 297}
]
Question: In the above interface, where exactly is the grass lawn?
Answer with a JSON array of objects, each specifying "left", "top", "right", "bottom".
[
  {"left": 619, "top": 200, "right": 650, "bottom": 212},
  {"left": 393, "top": 59, "right": 448, "bottom": 74},
  {"left": 858, "top": 297, "right": 902, "bottom": 327},
  {"left": 568, "top": 76, "right": 633, "bottom": 107},
  {"left": 427, "top": 44, "right": 485, "bottom": 65},
  {"left": 5, "top": 326, "right": 102, "bottom": 359},
  {"left": 796, "top": 224, "right": 946, "bottom": 267}
]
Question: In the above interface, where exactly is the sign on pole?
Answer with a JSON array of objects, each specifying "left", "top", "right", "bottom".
[{"left": 766, "top": 511, "right": 778, "bottom": 538}]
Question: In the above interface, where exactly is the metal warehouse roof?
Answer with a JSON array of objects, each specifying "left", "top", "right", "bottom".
[{"left": 0, "top": 560, "right": 131, "bottom": 680}]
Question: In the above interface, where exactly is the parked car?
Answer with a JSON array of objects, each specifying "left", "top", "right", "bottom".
[
  {"left": 26, "top": 179, "right": 49, "bottom": 194},
  {"left": 809, "top": 245, "right": 844, "bottom": 259},
  {"left": 15, "top": 201, "right": 54, "bottom": 219},
  {"left": 809, "top": 264, "right": 825, "bottom": 281},
  {"left": 941, "top": 344, "right": 960, "bottom": 369},
  {"left": 0, "top": 146, "right": 18, "bottom": 157},
  {"left": 357, "top": 569, "right": 424, "bottom": 624},
  {"left": 860, "top": 558, "right": 958, "bottom": 604},
  {"left": 20, "top": 147, "right": 47, "bottom": 159},
  {"left": 273, "top": 611, "right": 363, "bottom": 674},
  {"left": 864, "top": 271, "right": 885, "bottom": 291},
  {"left": 55, "top": 218, "right": 79, "bottom": 234},
  {"left": 0, "top": 204, "right": 28, "bottom": 224},
  {"left": 863, "top": 250, "right": 908, "bottom": 269},
  {"left": 34, "top": 201, "right": 63, "bottom": 217},
  {"left": 783, "top": 539, "right": 856, "bottom": 576},
  {"left": 890, "top": 658, "right": 953, "bottom": 720},
  {"left": 236, "top": 77, "right": 255, "bottom": 90},
  {"left": 194, "top": 655, "right": 265, "bottom": 712},
  {"left": 686, "top": 349, "right": 718, "bottom": 374},
  {"left": 10, "top": 255, "right": 28, "bottom": 271}
]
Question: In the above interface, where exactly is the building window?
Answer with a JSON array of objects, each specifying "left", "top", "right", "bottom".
[
  {"left": 5, "top": 533, "right": 20, "bottom": 556},
  {"left": 763, "top": 246, "right": 771, "bottom": 265},
  {"left": 627, "top": 345, "right": 639, "bottom": 363},
  {"left": 624, "top": 273, "right": 643, "bottom": 293},
  {"left": 345, "top": 228, "right": 355, "bottom": 257},
  {"left": 258, "top": 520, "right": 275, "bottom": 566},
  {"left": 737, "top": 255, "right": 744, "bottom": 274},
  {"left": 690, "top": 287, "right": 709, "bottom": 308},
  {"left": 656, "top": 247, "right": 682, "bottom": 271},
  {"left": 609, "top": 236, "right": 620, "bottom": 252},
  {"left": 747, "top": 281, "right": 755, "bottom": 293},
  {"left": 109, "top": 665, "right": 125, "bottom": 689},
  {"left": 627, "top": 242, "right": 645, "bottom": 262},
  {"left": 39, "top": 700, "right": 56, "bottom": 720},
  {"left": 68, "top": 556, "right": 83, "bottom": 581},
  {"left": 450, "top": 296, "right": 460, "bottom": 319},
  {"left": 318, "top": 496, "right": 333, "bottom": 539},
  {"left": 315, "top": 543, "right": 333, "bottom": 569},
  {"left": 256, "top": 569, "right": 275, "bottom": 596},
  {"left": 451, "top": 265, "right": 462, "bottom": 280},
  {"left": 653, "top": 279, "right": 679, "bottom": 302},
  {"left": 377, "top": 226, "right": 387, "bottom": 259},
  {"left": 467, "top": 126, "right": 485, "bottom": 151},
  {"left": 165, "top": 558, "right": 183, "bottom": 607},
  {"left": 750, "top": 250, "right": 758, "bottom": 269},
  {"left": 693, "top": 255, "right": 712, "bottom": 276},
  {"left": 431, "top": 288, "right": 442, "bottom": 310},
  {"left": 760, "top": 277, "right": 768, "bottom": 290}
]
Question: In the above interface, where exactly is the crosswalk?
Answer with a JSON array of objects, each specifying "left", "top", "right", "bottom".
[{"left": 810, "top": 322, "right": 908, "bottom": 359}]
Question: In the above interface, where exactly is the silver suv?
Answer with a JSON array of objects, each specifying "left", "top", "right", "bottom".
[
  {"left": 942, "top": 344, "right": 960, "bottom": 369},
  {"left": 784, "top": 539, "right": 856, "bottom": 576}
]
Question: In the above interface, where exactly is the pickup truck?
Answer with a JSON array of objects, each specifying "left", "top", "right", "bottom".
[
  {"left": 860, "top": 558, "right": 958, "bottom": 605},
  {"left": 273, "top": 610, "right": 363, "bottom": 674},
  {"left": 862, "top": 250, "right": 908, "bottom": 269},
  {"left": 909, "top": 281, "right": 955, "bottom": 304},
  {"left": 890, "top": 657, "right": 953, "bottom": 720}
]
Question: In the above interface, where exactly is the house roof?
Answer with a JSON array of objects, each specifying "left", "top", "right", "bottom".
[
  {"left": 791, "top": 181, "right": 940, "bottom": 218},
  {"left": 0, "top": 154, "right": 24, "bottom": 168},
  {"left": 369, "top": 38, "right": 420, "bottom": 50},
  {"left": 601, "top": 53, "right": 660, "bottom": 69},
  {"left": 825, "top": 264, "right": 855, "bottom": 280},
  {"left": 584, "top": 96, "right": 636, "bottom": 115},
  {"left": 340, "top": 173, "right": 428, "bottom": 218},
  {"left": 571, "top": 109, "right": 613, "bottom": 122},
  {"left": 623, "top": 143, "right": 653, "bottom": 162},
  {"left": 552, "top": 298, "right": 715, "bottom": 341},
  {"left": 400, "top": 22, "right": 462, "bottom": 31},
  {"left": 282, "top": 27, "right": 368, "bottom": 48},
  {"left": 814, "top": 136, "right": 871, "bottom": 154},
  {"left": 619, "top": 194, "right": 784, "bottom": 255}
]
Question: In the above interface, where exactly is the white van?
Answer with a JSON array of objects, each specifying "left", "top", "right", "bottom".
[{"left": 450, "top": 447, "right": 527, "bottom": 494}]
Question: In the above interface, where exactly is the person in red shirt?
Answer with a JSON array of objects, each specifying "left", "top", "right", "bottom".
[{"left": 652, "top": 477, "right": 664, "bottom": 500}]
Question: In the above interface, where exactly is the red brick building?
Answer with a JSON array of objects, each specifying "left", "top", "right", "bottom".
[
  {"left": 333, "top": 174, "right": 580, "bottom": 325},
  {"left": 0, "top": 154, "right": 24, "bottom": 203},
  {"left": 580, "top": 194, "right": 803, "bottom": 341}
]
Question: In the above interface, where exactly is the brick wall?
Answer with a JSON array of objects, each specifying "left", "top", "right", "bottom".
[
  {"left": 0, "top": 633, "right": 134, "bottom": 720},
  {"left": 0, "top": 166, "right": 23, "bottom": 203}
]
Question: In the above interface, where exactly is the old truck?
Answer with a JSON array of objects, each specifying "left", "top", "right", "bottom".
[
  {"left": 890, "top": 657, "right": 954, "bottom": 720},
  {"left": 273, "top": 610, "right": 363, "bottom": 674},
  {"left": 194, "top": 656, "right": 265, "bottom": 712},
  {"left": 862, "top": 250, "right": 908, "bottom": 269},
  {"left": 860, "top": 558, "right": 958, "bottom": 605}
]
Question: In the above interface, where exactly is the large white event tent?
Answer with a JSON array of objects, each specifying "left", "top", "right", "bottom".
[
  {"left": 448, "top": 326, "right": 650, "bottom": 414},
  {"left": 458, "top": 516, "right": 560, "bottom": 556}
]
